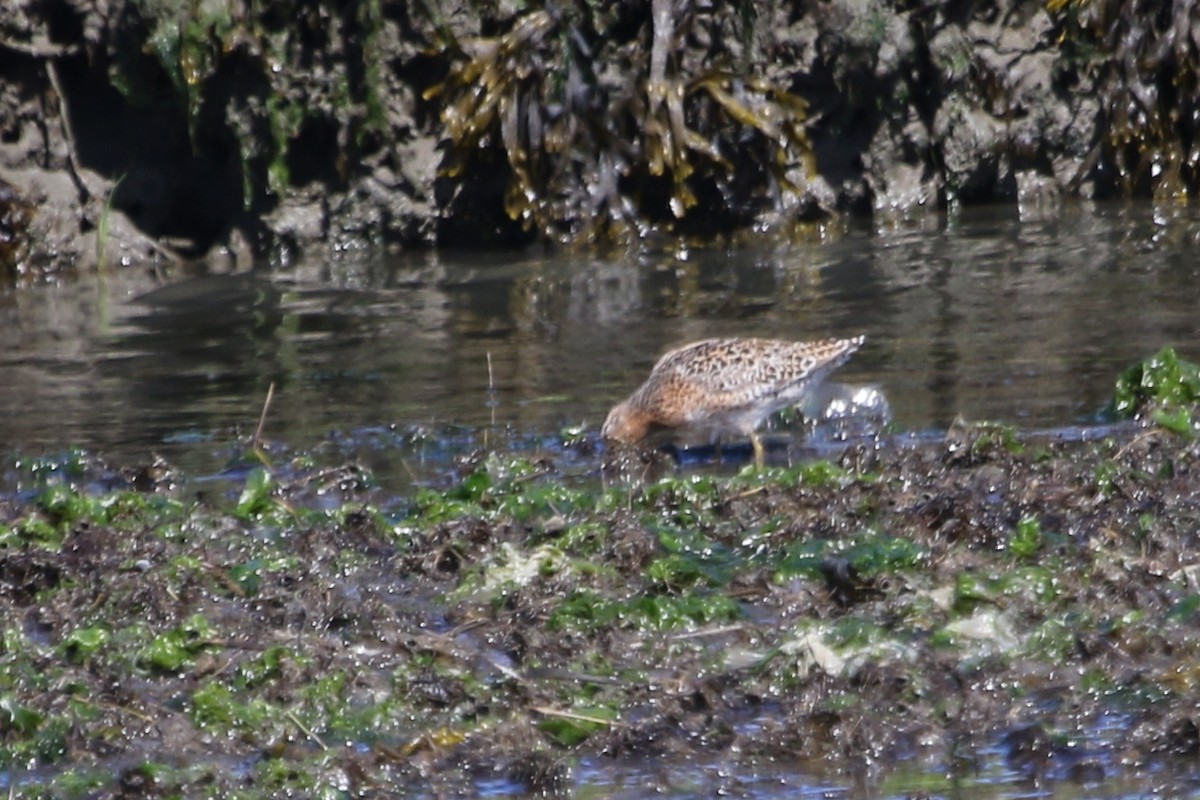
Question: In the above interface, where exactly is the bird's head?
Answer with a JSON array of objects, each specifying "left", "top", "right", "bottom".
[{"left": 601, "top": 401, "right": 653, "bottom": 443}]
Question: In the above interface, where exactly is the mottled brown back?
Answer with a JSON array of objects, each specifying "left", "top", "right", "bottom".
[{"left": 634, "top": 336, "right": 864, "bottom": 425}]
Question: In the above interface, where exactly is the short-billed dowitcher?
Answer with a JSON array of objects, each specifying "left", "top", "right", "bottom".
[{"left": 602, "top": 336, "right": 865, "bottom": 468}]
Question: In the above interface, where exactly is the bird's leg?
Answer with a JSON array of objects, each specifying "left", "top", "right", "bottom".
[
  {"left": 750, "top": 431, "right": 765, "bottom": 470},
  {"left": 706, "top": 431, "right": 725, "bottom": 464}
]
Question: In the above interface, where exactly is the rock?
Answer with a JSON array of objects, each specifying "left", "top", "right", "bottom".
[{"left": 0, "top": 0, "right": 1194, "bottom": 268}]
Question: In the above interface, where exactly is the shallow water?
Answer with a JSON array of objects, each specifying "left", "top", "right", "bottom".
[{"left": 2, "top": 203, "right": 1197, "bottom": 486}]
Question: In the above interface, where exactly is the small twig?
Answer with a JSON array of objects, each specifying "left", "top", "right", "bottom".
[
  {"left": 485, "top": 351, "right": 497, "bottom": 435},
  {"left": 441, "top": 618, "right": 488, "bottom": 639},
  {"left": 1067, "top": 137, "right": 1105, "bottom": 195},
  {"left": 44, "top": 58, "right": 91, "bottom": 203},
  {"left": 13, "top": 33, "right": 184, "bottom": 265},
  {"left": 0, "top": 35, "right": 77, "bottom": 58},
  {"left": 1113, "top": 428, "right": 1159, "bottom": 462},
  {"left": 6, "top": 22, "right": 87, "bottom": 203},
  {"left": 668, "top": 623, "right": 746, "bottom": 641},
  {"left": 523, "top": 667, "right": 627, "bottom": 686},
  {"left": 511, "top": 468, "right": 553, "bottom": 484},
  {"left": 287, "top": 710, "right": 328, "bottom": 751},
  {"left": 137, "top": 232, "right": 186, "bottom": 263},
  {"left": 197, "top": 638, "right": 264, "bottom": 652},
  {"left": 73, "top": 700, "right": 154, "bottom": 724},
  {"left": 203, "top": 562, "right": 247, "bottom": 598},
  {"left": 530, "top": 706, "right": 621, "bottom": 727},
  {"left": 253, "top": 382, "right": 276, "bottom": 450}
]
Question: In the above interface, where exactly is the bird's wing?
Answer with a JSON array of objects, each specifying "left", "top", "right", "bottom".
[
  {"left": 646, "top": 340, "right": 783, "bottom": 420},
  {"left": 659, "top": 337, "right": 862, "bottom": 412}
]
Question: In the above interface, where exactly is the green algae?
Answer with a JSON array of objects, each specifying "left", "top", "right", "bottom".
[
  {"left": 775, "top": 531, "right": 925, "bottom": 582},
  {"left": 1008, "top": 516, "right": 1046, "bottom": 559},
  {"left": 3, "top": 396, "right": 1200, "bottom": 796},
  {"left": 235, "top": 466, "right": 278, "bottom": 519},
  {"left": 57, "top": 626, "right": 110, "bottom": 664},
  {"left": 548, "top": 588, "right": 740, "bottom": 634},
  {"left": 538, "top": 703, "right": 617, "bottom": 747},
  {"left": 1110, "top": 346, "right": 1200, "bottom": 434},
  {"left": 142, "top": 613, "right": 218, "bottom": 672}
]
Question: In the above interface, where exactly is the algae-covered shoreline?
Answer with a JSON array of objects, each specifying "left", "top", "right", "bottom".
[
  {"left": 2, "top": 352, "right": 1200, "bottom": 797},
  {"left": 5, "top": 0, "right": 1200, "bottom": 277}
]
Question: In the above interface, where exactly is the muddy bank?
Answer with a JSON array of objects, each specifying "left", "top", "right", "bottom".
[
  {"left": 2, "top": 401, "right": 1200, "bottom": 795},
  {"left": 2, "top": 0, "right": 1199, "bottom": 276}
]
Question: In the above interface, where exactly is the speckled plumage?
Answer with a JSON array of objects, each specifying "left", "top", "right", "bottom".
[{"left": 602, "top": 336, "right": 865, "bottom": 467}]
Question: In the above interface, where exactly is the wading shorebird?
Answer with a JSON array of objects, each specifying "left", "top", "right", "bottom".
[{"left": 602, "top": 336, "right": 865, "bottom": 469}]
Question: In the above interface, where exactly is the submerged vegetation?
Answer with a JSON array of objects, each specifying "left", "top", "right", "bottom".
[{"left": 2, "top": 351, "right": 1200, "bottom": 796}]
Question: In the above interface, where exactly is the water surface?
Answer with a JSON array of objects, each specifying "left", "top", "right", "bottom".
[{"left": 1, "top": 202, "right": 1197, "bottom": 482}]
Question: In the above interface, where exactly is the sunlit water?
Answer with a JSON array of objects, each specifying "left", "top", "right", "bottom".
[
  {"left": 3, "top": 203, "right": 1196, "bottom": 486},
  {"left": 3, "top": 203, "right": 1200, "bottom": 796}
]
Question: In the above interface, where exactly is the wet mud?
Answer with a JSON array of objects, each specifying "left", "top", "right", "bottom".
[{"left": 2, "top": 408, "right": 1200, "bottom": 796}]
